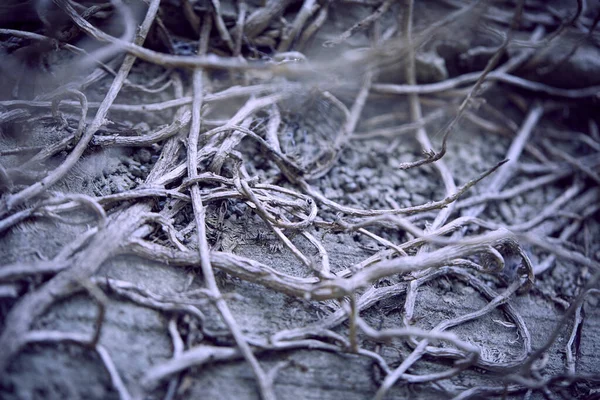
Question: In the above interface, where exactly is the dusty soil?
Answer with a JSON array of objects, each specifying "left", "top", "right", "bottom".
[{"left": 1, "top": 0, "right": 600, "bottom": 399}]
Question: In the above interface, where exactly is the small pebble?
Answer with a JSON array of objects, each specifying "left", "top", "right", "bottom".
[
  {"left": 342, "top": 181, "right": 359, "bottom": 193},
  {"left": 138, "top": 149, "right": 152, "bottom": 163}
]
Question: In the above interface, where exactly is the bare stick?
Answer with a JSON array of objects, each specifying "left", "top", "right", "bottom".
[
  {"left": 244, "top": 0, "right": 296, "bottom": 39},
  {"left": 277, "top": 0, "right": 318, "bottom": 52},
  {"left": 211, "top": 0, "right": 236, "bottom": 52},
  {"left": 93, "top": 111, "right": 192, "bottom": 147},
  {"left": 234, "top": 1, "right": 248, "bottom": 56},
  {"left": 296, "top": 5, "right": 328, "bottom": 50}
]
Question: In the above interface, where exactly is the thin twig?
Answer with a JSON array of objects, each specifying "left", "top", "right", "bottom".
[{"left": 397, "top": 0, "right": 527, "bottom": 170}]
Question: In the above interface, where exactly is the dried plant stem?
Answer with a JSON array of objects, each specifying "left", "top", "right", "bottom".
[
  {"left": 373, "top": 70, "right": 600, "bottom": 98},
  {"left": 277, "top": 0, "right": 318, "bottom": 52},
  {"left": 185, "top": 15, "right": 275, "bottom": 400}
]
